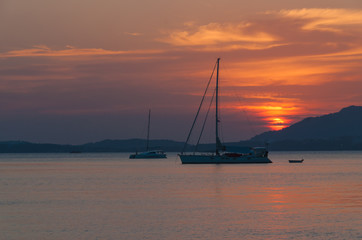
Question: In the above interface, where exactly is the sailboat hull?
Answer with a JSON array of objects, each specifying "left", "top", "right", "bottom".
[
  {"left": 129, "top": 151, "right": 167, "bottom": 159},
  {"left": 179, "top": 154, "right": 272, "bottom": 164}
]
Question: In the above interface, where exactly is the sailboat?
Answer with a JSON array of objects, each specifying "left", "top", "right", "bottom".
[
  {"left": 179, "top": 58, "right": 272, "bottom": 164},
  {"left": 129, "top": 110, "right": 167, "bottom": 159}
]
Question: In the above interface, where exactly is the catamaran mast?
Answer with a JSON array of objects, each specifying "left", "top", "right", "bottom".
[
  {"left": 215, "top": 58, "right": 220, "bottom": 155},
  {"left": 146, "top": 109, "right": 151, "bottom": 151}
]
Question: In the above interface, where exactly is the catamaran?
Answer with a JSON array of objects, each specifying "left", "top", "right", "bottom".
[
  {"left": 129, "top": 110, "right": 167, "bottom": 159},
  {"left": 179, "top": 58, "right": 272, "bottom": 164}
]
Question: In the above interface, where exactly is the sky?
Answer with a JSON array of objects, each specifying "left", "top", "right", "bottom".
[{"left": 1, "top": 0, "right": 362, "bottom": 144}]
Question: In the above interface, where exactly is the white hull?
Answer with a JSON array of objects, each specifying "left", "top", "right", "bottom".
[
  {"left": 129, "top": 150, "right": 167, "bottom": 159},
  {"left": 179, "top": 154, "right": 272, "bottom": 164}
]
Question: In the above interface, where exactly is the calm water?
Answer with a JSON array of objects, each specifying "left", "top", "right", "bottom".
[{"left": 0, "top": 152, "right": 361, "bottom": 240}]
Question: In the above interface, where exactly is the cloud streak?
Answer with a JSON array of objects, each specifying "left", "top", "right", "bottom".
[
  {"left": 274, "top": 8, "right": 362, "bottom": 32},
  {"left": 158, "top": 22, "right": 279, "bottom": 50},
  {"left": 0, "top": 45, "right": 164, "bottom": 58}
]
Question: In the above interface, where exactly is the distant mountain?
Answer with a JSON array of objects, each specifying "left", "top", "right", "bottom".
[
  {"left": 0, "top": 141, "right": 73, "bottom": 153},
  {"left": 0, "top": 139, "right": 187, "bottom": 153},
  {"left": 2, "top": 106, "right": 362, "bottom": 153},
  {"left": 250, "top": 106, "right": 362, "bottom": 149}
]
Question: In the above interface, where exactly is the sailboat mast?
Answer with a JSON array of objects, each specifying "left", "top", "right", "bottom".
[
  {"left": 215, "top": 58, "right": 220, "bottom": 155},
  {"left": 146, "top": 109, "right": 151, "bottom": 151}
]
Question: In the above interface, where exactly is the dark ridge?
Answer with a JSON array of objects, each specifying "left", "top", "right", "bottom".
[{"left": 251, "top": 106, "right": 362, "bottom": 142}]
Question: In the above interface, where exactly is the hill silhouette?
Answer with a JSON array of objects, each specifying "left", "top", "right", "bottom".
[
  {"left": 248, "top": 106, "right": 362, "bottom": 150},
  {"left": 251, "top": 106, "right": 362, "bottom": 142},
  {"left": 0, "top": 139, "right": 186, "bottom": 153}
]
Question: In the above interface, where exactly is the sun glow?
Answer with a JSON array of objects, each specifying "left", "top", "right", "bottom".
[
  {"left": 267, "top": 117, "right": 288, "bottom": 131},
  {"left": 239, "top": 104, "right": 301, "bottom": 131}
]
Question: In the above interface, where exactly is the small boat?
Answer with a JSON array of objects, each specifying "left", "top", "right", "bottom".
[
  {"left": 129, "top": 150, "right": 167, "bottom": 159},
  {"left": 289, "top": 159, "right": 304, "bottom": 163},
  {"left": 129, "top": 110, "right": 167, "bottom": 159},
  {"left": 179, "top": 58, "right": 272, "bottom": 164}
]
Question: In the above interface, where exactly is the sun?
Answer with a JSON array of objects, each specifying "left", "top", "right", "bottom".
[
  {"left": 268, "top": 117, "right": 288, "bottom": 131},
  {"left": 232, "top": 102, "right": 302, "bottom": 132}
]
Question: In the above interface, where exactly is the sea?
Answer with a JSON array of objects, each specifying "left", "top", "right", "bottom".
[{"left": 0, "top": 151, "right": 361, "bottom": 240}]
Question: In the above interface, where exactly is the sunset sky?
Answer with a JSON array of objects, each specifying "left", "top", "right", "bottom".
[{"left": 1, "top": 0, "right": 362, "bottom": 144}]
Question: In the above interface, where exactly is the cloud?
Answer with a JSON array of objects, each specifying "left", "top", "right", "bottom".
[
  {"left": 157, "top": 8, "right": 362, "bottom": 53},
  {"left": 272, "top": 8, "right": 362, "bottom": 32},
  {"left": 0, "top": 45, "right": 163, "bottom": 58},
  {"left": 158, "top": 22, "right": 279, "bottom": 49},
  {"left": 124, "top": 32, "right": 143, "bottom": 37}
]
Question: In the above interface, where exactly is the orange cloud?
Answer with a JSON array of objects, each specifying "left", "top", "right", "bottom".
[
  {"left": 124, "top": 32, "right": 143, "bottom": 37},
  {"left": 273, "top": 8, "right": 362, "bottom": 32},
  {"left": 241, "top": 105, "right": 302, "bottom": 130},
  {"left": 0, "top": 45, "right": 164, "bottom": 58},
  {"left": 223, "top": 56, "right": 355, "bottom": 86},
  {"left": 312, "top": 46, "right": 362, "bottom": 62},
  {"left": 158, "top": 22, "right": 279, "bottom": 49}
]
